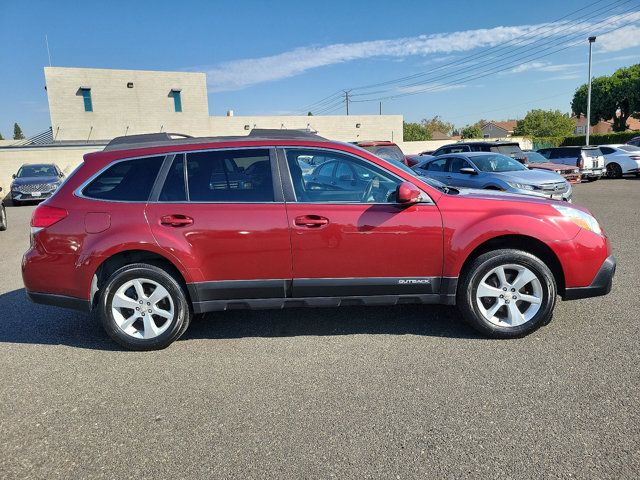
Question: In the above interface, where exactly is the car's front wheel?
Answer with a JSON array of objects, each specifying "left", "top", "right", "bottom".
[
  {"left": 457, "top": 249, "right": 556, "bottom": 338},
  {"left": 99, "top": 263, "right": 191, "bottom": 350}
]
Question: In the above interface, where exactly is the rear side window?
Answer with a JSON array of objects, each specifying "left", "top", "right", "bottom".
[
  {"left": 186, "top": 149, "right": 274, "bottom": 202},
  {"left": 83, "top": 156, "right": 164, "bottom": 201}
]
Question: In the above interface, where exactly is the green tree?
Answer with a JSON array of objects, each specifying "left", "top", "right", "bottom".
[
  {"left": 13, "top": 123, "right": 25, "bottom": 140},
  {"left": 403, "top": 121, "right": 430, "bottom": 141},
  {"left": 572, "top": 63, "right": 640, "bottom": 132},
  {"left": 421, "top": 115, "right": 454, "bottom": 137},
  {"left": 0, "top": 132, "right": 4, "bottom": 140},
  {"left": 513, "top": 109, "right": 575, "bottom": 137},
  {"left": 307, "top": 111, "right": 313, "bottom": 116},
  {"left": 461, "top": 125, "right": 483, "bottom": 139}
]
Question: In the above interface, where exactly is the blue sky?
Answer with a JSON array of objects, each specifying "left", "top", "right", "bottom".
[{"left": 1, "top": 0, "right": 639, "bottom": 137}]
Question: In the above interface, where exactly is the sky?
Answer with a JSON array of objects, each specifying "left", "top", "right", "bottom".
[{"left": 1, "top": 0, "right": 639, "bottom": 138}]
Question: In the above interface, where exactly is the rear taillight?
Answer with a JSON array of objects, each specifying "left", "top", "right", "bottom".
[{"left": 31, "top": 205, "right": 68, "bottom": 229}]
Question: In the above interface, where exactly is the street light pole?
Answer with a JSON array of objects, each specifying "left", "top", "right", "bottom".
[{"left": 586, "top": 36, "right": 596, "bottom": 146}]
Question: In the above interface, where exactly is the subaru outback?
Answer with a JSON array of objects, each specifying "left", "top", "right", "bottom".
[{"left": 22, "top": 130, "right": 616, "bottom": 350}]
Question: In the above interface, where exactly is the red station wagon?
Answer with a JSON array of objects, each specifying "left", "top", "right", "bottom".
[{"left": 23, "top": 130, "right": 616, "bottom": 350}]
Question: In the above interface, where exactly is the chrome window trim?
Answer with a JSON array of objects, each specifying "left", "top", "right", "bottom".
[
  {"left": 279, "top": 146, "right": 434, "bottom": 205},
  {"left": 74, "top": 146, "right": 283, "bottom": 205}
]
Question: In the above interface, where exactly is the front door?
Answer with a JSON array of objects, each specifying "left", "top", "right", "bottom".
[
  {"left": 145, "top": 148, "right": 292, "bottom": 307},
  {"left": 280, "top": 148, "right": 444, "bottom": 298}
]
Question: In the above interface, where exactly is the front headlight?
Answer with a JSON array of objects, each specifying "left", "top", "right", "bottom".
[
  {"left": 552, "top": 204, "right": 602, "bottom": 235},
  {"left": 507, "top": 182, "right": 536, "bottom": 191}
]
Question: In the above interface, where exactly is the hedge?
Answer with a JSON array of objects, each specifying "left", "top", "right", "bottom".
[{"left": 530, "top": 131, "right": 639, "bottom": 149}]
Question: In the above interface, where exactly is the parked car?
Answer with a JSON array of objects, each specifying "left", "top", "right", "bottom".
[
  {"left": 0, "top": 187, "right": 6, "bottom": 231},
  {"left": 522, "top": 150, "right": 581, "bottom": 183},
  {"left": 626, "top": 136, "right": 640, "bottom": 147},
  {"left": 351, "top": 140, "right": 408, "bottom": 165},
  {"left": 597, "top": 144, "right": 640, "bottom": 178},
  {"left": 536, "top": 146, "right": 605, "bottom": 181},
  {"left": 23, "top": 130, "right": 614, "bottom": 350},
  {"left": 431, "top": 141, "right": 527, "bottom": 162},
  {"left": 10, "top": 163, "right": 65, "bottom": 205},
  {"left": 414, "top": 152, "right": 572, "bottom": 201}
]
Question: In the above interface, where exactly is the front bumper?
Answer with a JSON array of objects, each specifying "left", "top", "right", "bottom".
[
  {"left": 11, "top": 191, "right": 54, "bottom": 202},
  {"left": 563, "top": 255, "right": 616, "bottom": 300}
]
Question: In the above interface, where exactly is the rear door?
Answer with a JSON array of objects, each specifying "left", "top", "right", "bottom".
[
  {"left": 279, "top": 147, "right": 444, "bottom": 298},
  {"left": 145, "top": 148, "right": 293, "bottom": 307}
]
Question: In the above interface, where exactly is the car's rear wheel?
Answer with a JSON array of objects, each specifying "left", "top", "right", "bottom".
[
  {"left": 0, "top": 205, "right": 7, "bottom": 231},
  {"left": 606, "top": 163, "right": 623, "bottom": 179},
  {"left": 457, "top": 249, "right": 556, "bottom": 338},
  {"left": 99, "top": 263, "right": 191, "bottom": 350}
]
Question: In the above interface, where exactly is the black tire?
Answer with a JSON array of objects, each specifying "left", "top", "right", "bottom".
[
  {"left": 0, "top": 205, "right": 6, "bottom": 231},
  {"left": 456, "top": 249, "right": 557, "bottom": 338},
  {"left": 589, "top": 176, "right": 599, "bottom": 182},
  {"left": 99, "top": 263, "right": 191, "bottom": 350},
  {"left": 606, "top": 163, "right": 623, "bottom": 179},
  {"left": 11, "top": 199, "right": 21, "bottom": 207}
]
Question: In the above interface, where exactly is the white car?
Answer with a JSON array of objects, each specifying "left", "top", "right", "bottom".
[{"left": 599, "top": 144, "right": 640, "bottom": 178}]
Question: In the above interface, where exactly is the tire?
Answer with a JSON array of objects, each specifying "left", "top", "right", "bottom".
[
  {"left": 606, "top": 163, "right": 623, "bottom": 179},
  {"left": 99, "top": 263, "right": 191, "bottom": 350},
  {"left": 456, "top": 249, "right": 557, "bottom": 338},
  {"left": 0, "top": 205, "right": 6, "bottom": 231},
  {"left": 589, "top": 176, "right": 599, "bottom": 182}
]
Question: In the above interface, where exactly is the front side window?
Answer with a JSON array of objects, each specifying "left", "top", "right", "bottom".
[
  {"left": 186, "top": 149, "right": 273, "bottom": 202},
  {"left": 83, "top": 156, "right": 164, "bottom": 201},
  {"left": 448, "top": 157, "right": 472, "bottom": 172},
  {"left": 80, "top": 88, "right": 92, "bottom": 112},
  {"left": 286, "top": 149, "right": 402, "bottom": 203}
]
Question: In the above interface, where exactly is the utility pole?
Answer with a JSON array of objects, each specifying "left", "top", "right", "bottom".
[
  {"left": 344, "top": 90, "right": 351, "bottom": 115},
  {"left": 586, "top": 36, "right": 596, "bottom": 146},
  {"left": 379, "top": 101, "right": 382, "bottom": 115}
]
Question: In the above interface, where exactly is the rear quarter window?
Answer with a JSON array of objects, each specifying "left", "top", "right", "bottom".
[{"left": 82, "top": 156, "right": 165, "bottom": 201}]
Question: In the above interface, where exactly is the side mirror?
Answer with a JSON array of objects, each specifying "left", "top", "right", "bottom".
[
  {"left": 12, "top": 174, "right": 16, "bottom": 179},
  {"left": 396, "top": 181, "right": 421, "bottom": 205},
  {"left": 459, "top": 167, "right": 477, "bottom": 175}
]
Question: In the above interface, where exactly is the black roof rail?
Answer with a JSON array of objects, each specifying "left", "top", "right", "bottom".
[
  {"left": 247, "top": 128, "right": 327, "bottom": 140},
  {"left": 104, "top": 132, "right": 193, "bottom": 151}
]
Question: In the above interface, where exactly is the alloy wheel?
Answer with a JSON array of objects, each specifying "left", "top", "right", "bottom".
[
  {"left": 475, "top": 264, "right": 543, "bottom": 327},
  {"left": 111, "top": 278, "right": 175, "bottom": 339}
]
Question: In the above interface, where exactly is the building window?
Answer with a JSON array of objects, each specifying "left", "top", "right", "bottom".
[
  {"left": 80, "top": 88, "right": 92, "bottom": 112},
  {"left": 170, "top": 89, "right": 182, "bottom": 112}
]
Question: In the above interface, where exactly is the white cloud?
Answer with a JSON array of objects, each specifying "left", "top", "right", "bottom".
[
  {"left": 203, "top": 12, "right": 640, "bottom": 92},
  {"left": 597, "top": 25, "right": 640, "bottom": 52}
]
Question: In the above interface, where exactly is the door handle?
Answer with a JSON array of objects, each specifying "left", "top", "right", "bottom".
[
  {"left": 160, "top": 214, "right": 194, "bottom": 227},
  {"left": 294, "top": 215, "right": 329, "bottom": 228}
]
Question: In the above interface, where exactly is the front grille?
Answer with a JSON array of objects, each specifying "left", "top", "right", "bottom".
[
  {"left": 18, "top": 183, "right": 53, "bottom": 193},
  {"left": 540, "top": 182, "right": 568, "bottom": 193}
]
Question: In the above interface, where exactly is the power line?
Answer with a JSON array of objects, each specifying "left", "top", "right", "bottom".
[
  {"left": 298, "top": 0, "right": 637, "bottom": 113},
  {"left": 348, "top": 0, "right": 631, "bottom": 94},
  {"left": 349, "top": 9, "right": 640, "bottom": 104}
]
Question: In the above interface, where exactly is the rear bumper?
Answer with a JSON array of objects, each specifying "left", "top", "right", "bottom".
[
  {"left": 563, "top": 255, "right": 616, "bottom": 300},
  {"left": 26, "top": 290, "right": 91, "bottom": 312}
]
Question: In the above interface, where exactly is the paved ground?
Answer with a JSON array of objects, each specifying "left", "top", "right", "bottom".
[{"left": 0, "top": 180, "right": 639, "bottom": 479}]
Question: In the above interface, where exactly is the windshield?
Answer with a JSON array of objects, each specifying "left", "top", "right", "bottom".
[
  {"left": 360, "top": 145, "right": 405, "bottom": 163},
  {"left": 524, "top": 151, "right": 549, "bottom": 164},
  {"left": 17, "top": 165, "right": 57, "bottom": 178},
  {"left": 619, "top": 145, "right": 640, "bottom": 152},
  {"left": 471, "top": 154, "right": 528, "bottom": 172}
]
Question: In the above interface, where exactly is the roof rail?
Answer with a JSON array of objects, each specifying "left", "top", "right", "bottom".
[
  {"left": 104, "top": 132, "right": 193, "bottom": 151},
  {"left": 247, "top": 128, "right": 326, "bottom": 140}
]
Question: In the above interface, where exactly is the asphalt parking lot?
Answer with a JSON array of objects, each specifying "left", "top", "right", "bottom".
[{"left": 1, "top": 180, "right": 639, "bottom": 479}]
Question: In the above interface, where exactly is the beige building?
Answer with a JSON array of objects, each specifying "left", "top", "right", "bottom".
[{"left": 43, "top": 66, "right": 403, "bottom": 142}]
